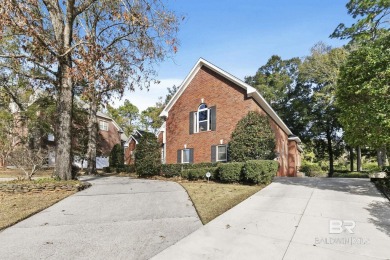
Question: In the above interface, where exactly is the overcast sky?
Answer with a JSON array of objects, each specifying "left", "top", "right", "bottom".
[{"left": 112, "top": 0, "right": 354, "bottom": 111}]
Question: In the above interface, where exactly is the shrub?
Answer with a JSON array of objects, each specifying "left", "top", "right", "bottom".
[
  {"left": 109, "top": 144, "right": 124, "bottom": 168},
  {"left": 161, "top": 164, "right": 182, "bottom": 178},
  {"left": 124, "top": 164, "right": 136, "bottom": 173},
  {"left": 243, "top": 160, "right": 278, "bottom": 184},
  {"left": 161, "top": 163, "right": 219, "bottom": 178},
  {"left": 363, "top": 162, "right": 381, "bottom": 172},
  {"left": 300, "top": 162, "right": 325, "bottom": 177},
  {"left": 180, "top": 169, "right": 189, "bottom": 179},
  {"left": 116, "top": 167, "right": 125, "bottom": 173},
  {"left": 183, "top": 167, "right": 218, "bottom": 181},
  {"left": 135, "top": 133, "right": 161, "bottom": 177},
  {"left": 182, "top": 162, "right": 218, "bottom": 170},
  {"left": 333, "top": 172, "right": 369, "bottom": 178},
  {"left": 103, "top": 167, "right": 112, "bottom": 173},
  {"left": 71, "top": 165, "right": 80, "bottom": 178},
  {"left": 219, "top": 162, "right": 244, "bottom": 183},
  {"left": 383, "top": 166, "right": 390, "bottom": 173},
  {"left": 228, "top": 111, "right": 275, "bottom": 162}
]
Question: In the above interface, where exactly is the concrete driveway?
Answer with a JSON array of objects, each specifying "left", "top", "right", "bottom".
[
  {"left": 0, "top": 176, "right": 202, "bottom": 260},
  {"left": 153, "top": 178, "right": 390, "bottom": 260}
]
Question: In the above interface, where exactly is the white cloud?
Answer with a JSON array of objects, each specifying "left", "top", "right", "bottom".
[{"left": 110, "top": 78, "right": 182, "bottom": 111}]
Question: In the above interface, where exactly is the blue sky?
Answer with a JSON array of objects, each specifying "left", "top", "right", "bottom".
[{"left": 116, "top": 0, "right": 355, "bottom": 111}]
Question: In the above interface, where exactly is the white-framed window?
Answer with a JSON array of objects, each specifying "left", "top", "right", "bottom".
[
  {"left": 195, "top": 103, "right": 210, "bottom": 132},
  {"left": 99, "top": 120, "right": 109, "bottom": 131},
  {"left": 216, "top": 145, "right": 227, "bottom": 162},
  {"left": 182, "top": 149, "right": 190, "bottom": 164}
]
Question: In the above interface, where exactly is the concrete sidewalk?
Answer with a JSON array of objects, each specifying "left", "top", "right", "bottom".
[
  {"left": 153, "top": 178, "right": 390, "bottom": 260},
  {"left": 0, "top": 176, "right": 202, "bottom": 260}
]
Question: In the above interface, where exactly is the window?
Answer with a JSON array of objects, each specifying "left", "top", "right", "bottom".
[
  {"left": 177, "top": 148, "right": 193, "bottom": 164},
  {"left": 99, "top": 120, "right": 108, "bottom": 131},
  {"left": 190, "top": 105, "right": 216, "bottom": 134},
  {"left": 182, "top": 149, "right": 190, "bottom": 163},
  {"left": 217, "top": 145, "right": 227, "bottom": 162},
  {"left": 211, "top": 145, "right": 227, "bottom": 162},
  {"left": 196, "top": 103, "right": 210, "bottom": 132}
]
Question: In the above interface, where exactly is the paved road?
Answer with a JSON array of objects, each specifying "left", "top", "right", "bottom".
[
  {"left": 0, "top": 176, "right": 202, "bottom": 260},
  {"left": 153, "top": 178, "right": 390, "bottom": 260}
]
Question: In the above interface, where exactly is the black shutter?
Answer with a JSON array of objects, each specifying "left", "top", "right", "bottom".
[
  {"left": 189, "top": 148, "right": 194, "bottom": 163},
  {"left": 210, "top": 106, "right": 216, "bottom": 131},
  {"left": 177, "top": 150, "right": 182, "bottom": 163},
  {"left": 211, "top": 145, "right": 217, "bottom": 162},
  {"left": 189, "top": 111, "right": 195, "bottom": 134}
]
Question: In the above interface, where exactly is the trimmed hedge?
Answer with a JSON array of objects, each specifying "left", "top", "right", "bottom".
[
  {"left": 243, "top": 160, "right": 278, "bottom": 184},
  {"left": 300, "top": 162, "right": 325, "bottom": 177},
  {"left": 135, "top": 133, "right": 161, "bottom": 177},
  {"left": 160, "top": 160, "right": 277, "bottom": 184},
  {"left": 161, "top": 164, "right": 182, "bottom": 177},
  {"left": 219, "top": 162, "right": 244, "bottom": 183},
  {"left": 182, "top": 162, "right": 218, "bottom": 170},
  {"left": 161, "top": 163, "right": 219, "bottom": 178},
  {"left": 182, "top": 167, "right": 219, "bottom": 181},
  {"left": 109, "top": 144, "right": 124, "bottom": 168}
]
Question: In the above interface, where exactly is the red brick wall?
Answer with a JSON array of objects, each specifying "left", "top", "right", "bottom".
[
  {"left": 124, "top": 139, "right": 136, "bottom": 164},
  {"left": 287, "top": 140, "right": 299, "bottom": 177},
  {"left": 165, "top": 66, "right": 292, "bottom": 176},
  {"left": 98, "top": 119, "right": 122, "bottom": 156}
]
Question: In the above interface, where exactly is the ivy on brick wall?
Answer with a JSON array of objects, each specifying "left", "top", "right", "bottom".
[{"left": 228, "top": 111, "right": 276, "bottom": 162}]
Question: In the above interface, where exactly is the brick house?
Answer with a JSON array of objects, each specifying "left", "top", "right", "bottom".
[
  {"left": 53, "top": 111, "right": 127, "bottom": 169},
  {"left": 158, "top": 58, "right": 302, "bottom": 177}
]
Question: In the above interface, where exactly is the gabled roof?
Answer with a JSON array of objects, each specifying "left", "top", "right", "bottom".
[
  {"left": 159, "top": 58, "right": 301, "bottom": 143},
  {"left": 123, "top": 129, "right": 151, "bottom": 147}
]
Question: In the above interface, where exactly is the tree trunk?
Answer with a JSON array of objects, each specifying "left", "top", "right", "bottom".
[
  {"left": 55, "top": 65, "right": 73, "bottom": 180},
  {"left": 350, "top": 147, "right": 354, "bottom": 172},
  {"left": 86, "top": 97, "right": 98, "bottom": 175},
  {"left": 377, "top": 147, "right": 387, "bottom": 168},
  {"left": 54, "top": 11, "right": 74, "bottom": 180},
  {"left": 356, "top": 146, "right": 362, "bottom": 172},
  {"left": 326, "top": 128, "right": 334, "bottom": 177}
]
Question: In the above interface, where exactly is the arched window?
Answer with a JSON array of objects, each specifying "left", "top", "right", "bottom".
[
  {"left": 189, "top": 103, "right": 216, "bottom": 134},
  {"left": 197, "top": 103, "right": 209, "bottom": 132}
]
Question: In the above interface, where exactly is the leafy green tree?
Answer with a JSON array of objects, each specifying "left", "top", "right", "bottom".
[
  {"left": 331, "top": 0, "right": 389, "bottom": 42},
  {"left": 337, "top": 33, "right": 390, "bottom": 166},
  {"left": 140, "top": 85, "right": 179, "bottom": 133},
  {"left": 135, "top": 132, "right": 161, "bottom": 177},
  {"left": 107, "top": 100, "right": 139, "bottom": 136},
  {"left": 299, "top": 43, "right": 349, "bottom": 176},
  {"left": 245, "top": 56, "right": 311, "bottom": 141},
  {"left": 140, "top": 106, "right": 164, "bottom": 133},
  {"left": 228, "top": 111, "right": 275, "bottom": 162}
]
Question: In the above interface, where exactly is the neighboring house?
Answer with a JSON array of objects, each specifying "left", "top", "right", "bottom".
[
  {"left": 124, "top": 130, "right": 150, "bottom": 165},
  {"left": 158, "top": 58, "right": 303, "bottom": 177},
  {"left": 73, "top": 111, "right": 128, "bottom": 169},
  {"left": 2, "top": 93, "right": 127, "bottom": 169}
]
